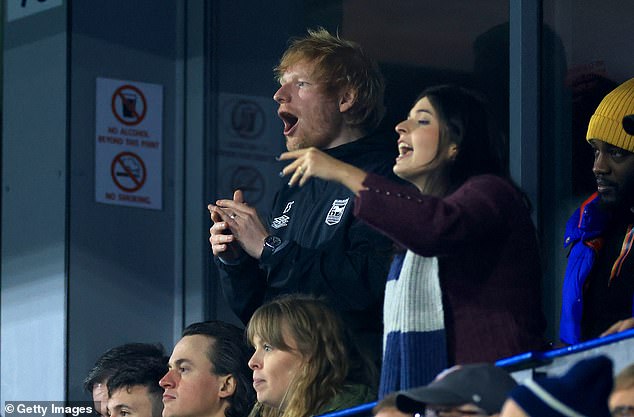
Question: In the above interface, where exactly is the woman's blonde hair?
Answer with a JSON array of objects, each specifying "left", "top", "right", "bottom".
[{"left": 246, "top": 294, "right": 351, "bottom": 417}]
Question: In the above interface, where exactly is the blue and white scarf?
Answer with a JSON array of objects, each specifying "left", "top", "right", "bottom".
[{"left": 378, "top": 250, "right": 448, "bottom": 398}]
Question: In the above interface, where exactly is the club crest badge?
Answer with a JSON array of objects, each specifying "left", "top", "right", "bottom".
[{"left": 325, "top": 198, "right": 349, "bottom": 226}]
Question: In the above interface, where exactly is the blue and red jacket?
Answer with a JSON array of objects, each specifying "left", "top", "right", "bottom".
[{"left": 560, "top": 193, "right": 614, "bottom": 344}]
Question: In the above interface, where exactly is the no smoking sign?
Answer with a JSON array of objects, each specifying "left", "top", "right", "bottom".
[
  {"left": 95, "top": 77, "right": 163, "bottom": 210},
  {"left": 111, "top": 152, "right": 147, "bottom": 192}
]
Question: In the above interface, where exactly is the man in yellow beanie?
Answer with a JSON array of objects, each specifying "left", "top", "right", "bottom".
[{"left": 560, "top": 77, "right": 634, "bottom": 345}]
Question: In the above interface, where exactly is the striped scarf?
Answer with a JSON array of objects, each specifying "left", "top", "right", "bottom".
[{"left": 378, "top": 250, "right": 448, "bottom": 398}]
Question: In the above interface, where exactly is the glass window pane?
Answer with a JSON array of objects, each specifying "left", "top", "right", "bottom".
[{"left": 541, "top": 0, "right": 634, "bottom": 340}]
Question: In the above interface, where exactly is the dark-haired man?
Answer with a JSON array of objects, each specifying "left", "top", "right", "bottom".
[
  {"left": 159, "top": 321, "right": 255, "bottom": 417},
  {"left": 107, "top": 356, "right": 168, "bottom": 417},
  {"left": 84, "top": 343, "right": 166, "bottom": 417},
  {"left": 560, "top": 77, "right": 634, "bottom": 344}
]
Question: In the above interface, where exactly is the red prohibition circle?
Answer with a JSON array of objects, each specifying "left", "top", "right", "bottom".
[
  {"left": 111, "top": 84, "right": 147, "bottom": 126},
  {"left": 111, "top": 151, "right": 147, "bottom": 192}
]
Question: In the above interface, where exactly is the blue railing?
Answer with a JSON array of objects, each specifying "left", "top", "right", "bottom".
[
  {"left": 495, "top": 328, "right": 634, "bottom": 368},
  {"left": 319, "top": 402, "right": 378, "bottom": 417},
  {"left": 317, "top": 329, "right": 634, "bottom": 417}
]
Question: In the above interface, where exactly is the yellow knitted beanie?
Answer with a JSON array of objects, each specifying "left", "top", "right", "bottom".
[{"left": 587, "top": 77, "right": 634, "bottom": 152}]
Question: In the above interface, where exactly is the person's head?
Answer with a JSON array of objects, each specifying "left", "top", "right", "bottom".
[
  {"left": 273, "top": 27, "right": 385, "bottom": 151},
  {"left": 159, "top": 321, "right": 255, "bottom": 417},
  {"left": 500, "top": 355, "right": 613, "bottom": 417},
  {"left": 84, "top": 343, "right": 166, "bottom": 417},
  {"left": 586, "top": 77, "right": 634, "bottom": 211},
  {"left": 372, "top": 394, "right": 411, "bottom": 417},
  {"left": 395, "top": 363, "right": 517, "bottom": 417},
  {"left": 106, "top": 355, "right": 169, "bottom": 417},
  {"left": 610, "top": 363, "right": 634, "bottom": 417},
  {"left": 393, "top": 85, "right": 505, "bottom": 196},
  {"left": 246, "top": 294, "right": 353, "bottom": 417}
]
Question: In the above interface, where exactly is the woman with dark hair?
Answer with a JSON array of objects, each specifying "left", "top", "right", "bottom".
[
  {"left": 278, "top": 85, "right": 547, "bottom": 396},
  {"left": 246, "top": 294, "right": 376, "bottom": 417}
]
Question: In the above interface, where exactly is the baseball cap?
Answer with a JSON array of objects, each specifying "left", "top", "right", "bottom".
[{"left": 395, "top": 363, "right": 517, "bottom": 415}]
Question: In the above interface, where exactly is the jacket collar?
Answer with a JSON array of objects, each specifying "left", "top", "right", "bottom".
[{"left": 564, "top": 193, "right": 610, "bottom": 247}]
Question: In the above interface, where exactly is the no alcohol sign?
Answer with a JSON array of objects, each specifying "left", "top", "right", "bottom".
[
  {"left": 95, "top": 78, "right": 163, "bottom": 209},
  {"left": 112, "top": 84, "right": 147, "bottom": 126}
]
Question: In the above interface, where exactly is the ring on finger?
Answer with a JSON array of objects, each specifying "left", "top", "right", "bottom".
[{"left": 298, "top": 165, "right": 306, "bottom": 174}]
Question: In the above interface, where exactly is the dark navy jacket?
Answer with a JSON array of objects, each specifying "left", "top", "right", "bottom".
[{"left": 217, "top": 132, "right": 397, "bottom": 359}]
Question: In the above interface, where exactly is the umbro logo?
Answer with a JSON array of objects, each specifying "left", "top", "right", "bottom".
[{"left": 271, "top": 215, "right": 290, "bottom": 229}]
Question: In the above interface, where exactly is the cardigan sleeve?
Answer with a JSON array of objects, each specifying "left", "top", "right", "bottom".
[{"left": 354, "top": 173, "right": 525, "bottom": 257}]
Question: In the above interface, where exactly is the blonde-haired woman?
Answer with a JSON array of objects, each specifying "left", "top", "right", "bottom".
[{"left": 246, "top": 294, "right": 375, "bottom": 417}]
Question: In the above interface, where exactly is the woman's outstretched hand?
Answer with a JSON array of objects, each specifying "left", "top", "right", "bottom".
[{"left": 278, "top": 147, "right": 368, "bottom": 195}]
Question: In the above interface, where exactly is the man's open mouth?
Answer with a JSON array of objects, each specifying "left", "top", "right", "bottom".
[{"left": 279, "top": 111, "right": 298, "bottom": 135}]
